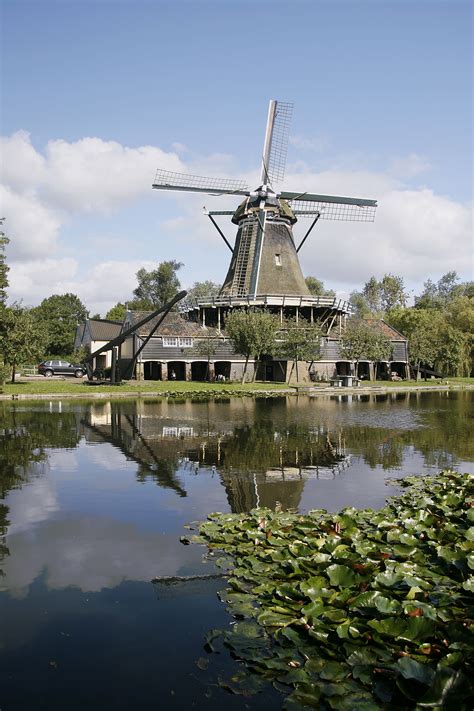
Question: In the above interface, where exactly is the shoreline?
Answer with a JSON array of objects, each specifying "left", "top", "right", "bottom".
[{"left": 1, "top": 381, "right": 473, "bottom": 401}]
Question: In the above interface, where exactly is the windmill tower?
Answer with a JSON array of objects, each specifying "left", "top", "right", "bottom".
[{"left": 152, "top": 100, "right": 377, "bottom": 305}]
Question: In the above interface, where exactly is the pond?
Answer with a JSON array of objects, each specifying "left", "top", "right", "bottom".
[{"left": 0, "top": 391, "right": 472, "bottom": 709}]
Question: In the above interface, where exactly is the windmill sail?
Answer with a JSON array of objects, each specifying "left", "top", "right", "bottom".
[
  {"left": 152, "top": 99, "right": 377, "bottom": 300},
  {"left": 281, "top": 191, "right": 377, "bottom": 221},
  {"left": 261, "top": 100, "right": 293, "bottom": 186},
  {"left": 152, "top": 169, "right": 249, "bottom": 196}
]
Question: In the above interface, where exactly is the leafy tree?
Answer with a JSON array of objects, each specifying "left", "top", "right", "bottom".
[
  {"left": 362, "top": 276, "right": 382, "bottom": 313},
  {"left": 352, "top": 275, "right": 407, "bottom": 317},
  {"left": 34, "top": 293, "right": 88, "bottom": 356},
  {"left": 340, "top": 320, "right": 392, "bottom": 380},
  {"left": 415, "top": 271, "right": 461, "bottom": 310},
  {"left": 278, "top": 318, "right": 323, "bottom": 382},
  {"left": 225, "top": 309, "right": 280, "bottom": 383},
  {"left": 194, "top": 334, "right": 220, "bottom": 380},
  {"left": 0, "top": 304, "right": 47, "bottom": 383},
  {"left": 305, "top": 276, "right": 336, "bottom": 299},
  {"left": 435, "top": 324, "right": 470, "bottom": 377},
  {"left": 133, "top": 261, "right": 183, "bottom": 308},
  {"left": 380, "top": 274, "right": 408, "bottom": 311},
  {"left": 105, "top": 302, "right": 127, "bottom": 321},
  {"left": 186, "top": 280, "right": 221, "bottom": 302},
  {"left": 349, "top": 291, "right": 371, "bottom": 318}
]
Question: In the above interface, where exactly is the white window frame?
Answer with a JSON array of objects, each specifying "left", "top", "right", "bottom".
[
  {"left": 178, "top": 337, "right": 193, "bottom": 348},
  {"left": 162, "top": 337, "right": 178, "bottom": 347}
]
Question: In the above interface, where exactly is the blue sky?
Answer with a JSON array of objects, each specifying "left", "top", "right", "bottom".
[{"left": 1, "top": 0, "right": 472, "bottom": 314}]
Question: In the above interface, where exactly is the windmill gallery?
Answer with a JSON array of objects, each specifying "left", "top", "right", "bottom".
[{"left": 76, "top": 101, "right": 409, "bottom": 383}]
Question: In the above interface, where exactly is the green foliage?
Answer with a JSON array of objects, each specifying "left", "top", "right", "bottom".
[
  {"left": 340, "top": 320, "right": 392, "bottom": 379},
  {"left": 105, "top": 302, "right": 127, "bottom": 321},
  {"left": 389, "top": 302, "right": 472, "bottom": 377},
  {"left": 225, "top": 309, "right": 280, "bottom": 382},
  {"left": 133, "top": 260, "right": 182, "bottom": 308},
  {"left": 351, "top": 274, "right": 408, "bottom": 317},
  {"left": 186, "top": 280, "right": 221, "bottom": 301},
  {"left": 194, "top": 335, "right": 220, "bottom": 380},
  {"left": 33, "top": 293, "right": 88, "bottom": 356},
  {"left": 194, "top": 470, "right": 474, "bottom": 709},
  {"left": 305, "top": 276, "right": 335, "bottom": 299},
  {"left": 415, "top": 271, "right": 470, "bottom": 311},
  {"left": 278, "top": 318, "right": 323, "bottom": 382},
  {"left": 0, "top": 304, "right": 47, "bottom": 383}
]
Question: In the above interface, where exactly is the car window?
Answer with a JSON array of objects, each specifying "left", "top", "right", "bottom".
[{"left": 52, "top": 361, "right": 60, "bottom": 366}]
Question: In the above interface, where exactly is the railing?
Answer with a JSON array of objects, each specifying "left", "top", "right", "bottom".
[
  {"left": 180, "top": 293, "right": 353, "bottom": 314},
  {"left": 20, "top": 366, "right": 38, "bottom": 376}
]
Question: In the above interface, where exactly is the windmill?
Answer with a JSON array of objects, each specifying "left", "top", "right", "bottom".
[{"left": 152, "top": 100, "right": 377, "bottom": 300}]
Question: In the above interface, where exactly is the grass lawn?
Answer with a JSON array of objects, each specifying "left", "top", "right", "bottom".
[
  {"left": 0, "top": 376, "right": 472, "bottom": 398},
  {"left": 0, "top": 378, "right": 291, "bottom": 397}
]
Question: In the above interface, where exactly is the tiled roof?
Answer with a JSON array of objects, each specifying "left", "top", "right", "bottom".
[
  {"left": 128, "top": 311, "right": 220, "bottom": 337},
  {"left": 365, "top": 319, "right": 408, "bottom": 341},
  {"left": 88, "top": 319, "right": 123, "bottom": 341}
]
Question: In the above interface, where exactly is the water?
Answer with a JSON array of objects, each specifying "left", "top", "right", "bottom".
[{"left": 0, "top": 391, "right": 472, "bottom": 709}]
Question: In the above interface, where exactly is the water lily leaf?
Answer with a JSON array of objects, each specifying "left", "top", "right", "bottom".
[
  {"left": 462, "top": 576, "right": 474, "bottom": 592},
  {"left": 326, "top": 564, "right": 357, "bottom": 587},
  {"left": 374, "top": 571, "right": 404, "bottom": 588},
  {"left": 300, "top": 576, "right": 328, "bottom": 598},
  {"left": 401, "top": 617, "right": 437, "bottom": 643},
  {"left": 284, "top": 686, "right": 321, "bottom": 709},
  {"left": 301, "top": 600, "right": 325, "bottom": 621},
  {"left": 318, "top": 660, "right": 349, "bottom": 682},
  {"left": 416, "top": 666, "right": 471, "bottom": 706},
  {"left": 374, "top": 596, "right": 401, "bottom": 615},
  {"left": 257, "top": 609, "right": 297, "bottom": 628},
  {"left": 397, "top": 656, "right": 434, "bottom": 685},
  {"left": 464, "top": 527, "right": 474, "bottom": 542}
]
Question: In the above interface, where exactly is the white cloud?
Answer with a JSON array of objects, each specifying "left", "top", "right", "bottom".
[
  {"left": 1, "top": 129, "right": 472, "bottom": 311},
  {"left": 0, "top": 185, "right": 63, "bottom": 260}
]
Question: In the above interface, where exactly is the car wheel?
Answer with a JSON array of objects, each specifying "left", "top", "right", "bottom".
[
  {"left": 74, "top": 369, "right": 83, "bottom": 378},
  {"left": 44, "top": 370, "right": 53, "bottom": 377}
]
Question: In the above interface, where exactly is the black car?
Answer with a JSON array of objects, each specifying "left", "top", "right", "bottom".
[{"left": 38, "top": 360, "right": 87, "bottom": 378}]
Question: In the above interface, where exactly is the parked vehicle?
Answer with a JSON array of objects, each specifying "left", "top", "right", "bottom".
[{"left": 38, "top": 360, "right": 87, "bottom": 378}]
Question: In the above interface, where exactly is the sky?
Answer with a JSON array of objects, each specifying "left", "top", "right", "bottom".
[{"left": 1, "top": 0, "right": 472, "bottom": 315}]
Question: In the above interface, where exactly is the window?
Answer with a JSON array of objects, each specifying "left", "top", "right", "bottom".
[
  {"left": 275, "top": 253, "right": 282, "bottom": 266},
  {"left": 163, "top": 337, "right": 178, "bottom": 347},
  {"left": 162, "top": 336, "right": 193, "bottom": 347}
]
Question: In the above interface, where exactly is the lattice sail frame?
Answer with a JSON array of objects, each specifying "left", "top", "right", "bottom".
[
  {"left": 290, "top": 200, "right": 377, "bottom": 222},
  {"left": 266, "top": 101, "right": 293, "bottom": 185},
  {"left": 153, "top": 169, "right": 248, "bottom": 195}
]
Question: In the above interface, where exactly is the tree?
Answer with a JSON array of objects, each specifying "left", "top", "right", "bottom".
[
  {"left": 415, "top": 271, "right": 461, "bottom": 310},
  {"left": 278, "top": 318, "right": 322, "bottom": 382},
  {"left": 133, "top": 261, "right": 183, "bottom": 308},
  {"left": 186, "top": 280, "right": 221, "bottom": 302},
  {"left": 349, "top": 291, "right": 371, "bottom": 318},
  {"left": 305, "top": 276, "right": 336, "bottom": 299},
  {"left": 435, "top": 324, "right": 470, "bottom": 377},
  {"left": 194, "top": 335, "right": 220, "bottom": 380},
  {"left": 0, "top": 304, "right": 47, "bottom": 383},
  {"left": 362, "top": 277, "right": 383, "bottom": 314},
  {"left": 225, "top": 309, "right": 280, "bottom": 383},
  {"left": 105, "top": 303, "right": 127, "bottom": 321},
  {"left": 34, "top": 293, "right": 88, "bottom": 356},
  {"left": 340, "top": 320, "right": 392, "bottom": 381},
  {"left": 380, "top": 274, "right": 408, "bottom": 311}
]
